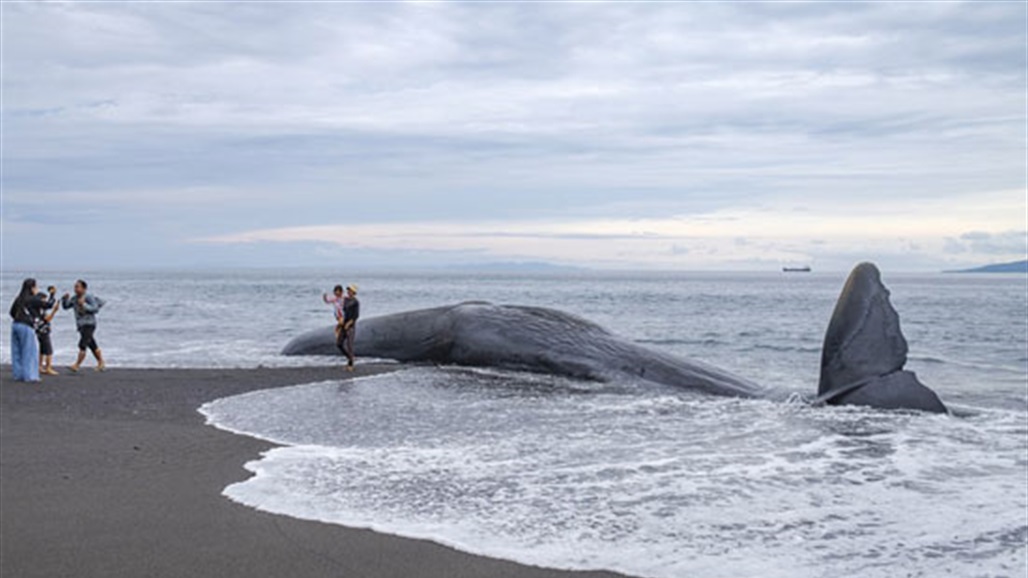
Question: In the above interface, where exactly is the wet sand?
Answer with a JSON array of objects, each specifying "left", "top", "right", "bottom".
[{"left": 0, "top": 364, "right": 628, "bottom": 578}]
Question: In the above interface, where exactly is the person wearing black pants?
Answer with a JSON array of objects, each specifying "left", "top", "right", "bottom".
[
  {"left": 33, "top": 286, "right": 60, "bottom": 375},
  {"left": 336, "top": 284, "right": 360, "bottom": 371},
  {"left": 61, "top": 279, "right": 106, "bottom": 372}
]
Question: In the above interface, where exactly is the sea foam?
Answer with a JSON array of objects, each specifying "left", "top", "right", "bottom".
[{"left": 200, "top": 368, "right": 1028, "bottom": 578}]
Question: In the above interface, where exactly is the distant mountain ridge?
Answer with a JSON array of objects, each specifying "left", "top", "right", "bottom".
[{"left": 947, "top": 260, "right": 1028, "bottom": 273}]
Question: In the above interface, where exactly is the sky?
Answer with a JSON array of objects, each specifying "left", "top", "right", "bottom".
[{"left": 2, "top": 1, "right": 1026, "bottom": 272}]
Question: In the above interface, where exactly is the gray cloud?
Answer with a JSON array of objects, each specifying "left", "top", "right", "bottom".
[
  {"left": 943, "top": 237, "right": 968, "bottom": 255},
  {"left": 1, "top": 2, "right": 1024, "bottom": 269},
  {"left": 953, "top": 230, "right": 1028, "bottom": 255}
]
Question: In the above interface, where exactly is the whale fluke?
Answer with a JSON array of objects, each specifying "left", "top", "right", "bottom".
[{"left": 817, "top": 263, "right": 947, "bottom": 413}]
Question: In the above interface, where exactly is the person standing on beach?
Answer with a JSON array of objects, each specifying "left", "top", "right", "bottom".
[
  {"left": 33, "top": 286, "right": 61, "bottom": 376},
  {"left": 62, "top": 279, "right": 106, "bottom": 372},
  {"left": 323, "top": 284, "right": 346, "bottom": 337},
  {"left": 337, "top": 284, "right": 360, "bottom": 372},
  {"left": 9, "top": 278, "right": 46, "bottom": 382}
]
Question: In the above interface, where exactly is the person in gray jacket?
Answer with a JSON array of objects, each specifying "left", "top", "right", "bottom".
[{"left": 61, "top": 279, "right": 106, "bottom": 372}]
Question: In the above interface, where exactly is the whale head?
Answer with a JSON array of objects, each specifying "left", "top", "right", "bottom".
[{"left": 817, "top": 262, "right": 947, "bottom": 413}]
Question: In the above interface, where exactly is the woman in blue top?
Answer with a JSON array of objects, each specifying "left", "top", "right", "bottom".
[
  {"left": 61, "top": 279, "right": 106, "bottom": 372},
  {"left": 8, "top": 278, "right": 45, "bottom": 382}
]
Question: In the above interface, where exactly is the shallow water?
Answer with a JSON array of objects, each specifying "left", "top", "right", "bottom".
[
  {"left": 4, "top": 269, "right": 1026, "bottom": 576},
  {"left": 201, "top": 368, "right": 1027, "bottom": 578},
  {"left": 2, "top": 270, "right": 1024, "bottom": 406}
]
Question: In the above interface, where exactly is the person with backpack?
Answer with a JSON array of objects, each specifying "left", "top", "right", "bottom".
[{"left": 61, "top": 279, "right": 106, "bottom": 372}]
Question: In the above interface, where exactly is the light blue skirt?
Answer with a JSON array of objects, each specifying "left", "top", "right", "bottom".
[{"left": 10, "top": 322, "right": 40, "bottom": 382}]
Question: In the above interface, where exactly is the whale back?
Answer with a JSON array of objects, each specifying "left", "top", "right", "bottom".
[
  {"left": 818, "top": 263, "right": 946, "bottom": 413},
  {"left": 444, "top": 303, "right": 620, "bottom": 379},
  {"left": 356, "top": 305, "right": 460, "bottom": 362},
  {"left": 280, "top": 305, "right": 459, "bottom": 359}
]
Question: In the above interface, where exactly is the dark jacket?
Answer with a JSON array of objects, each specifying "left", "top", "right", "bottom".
[
  {"left": 9, "top": 294, "right": 46, "bottom": 326},
  {"left": 343, "top": 297, "right": 360, "bottom": 325}
]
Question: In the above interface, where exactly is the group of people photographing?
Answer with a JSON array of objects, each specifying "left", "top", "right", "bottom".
[
  {"left": 10, "top": 277, "right": 357, "bottom": 381},
  {"left": 9, "top": 278, "right": 106, "bottom": 382}
]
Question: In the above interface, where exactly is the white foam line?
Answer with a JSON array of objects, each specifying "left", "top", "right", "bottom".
[
  {"left": 197, "top": 370, "right": 417, "bottom": 445},
  {"left": 218, "top": 463, "right": 649, "bottom": 578}
]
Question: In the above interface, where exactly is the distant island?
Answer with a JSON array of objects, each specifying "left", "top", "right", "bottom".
[{"left": 947, "top": 260, "right": 1028, "bottom": 274}]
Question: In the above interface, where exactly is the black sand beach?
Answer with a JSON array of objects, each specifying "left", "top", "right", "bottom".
[{"left": 1, "top": 365, "right": 627, "bottom": 578}]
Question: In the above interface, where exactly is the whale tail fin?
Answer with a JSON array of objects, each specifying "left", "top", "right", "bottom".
[{"left": 816, "top": 262, "right": 947, "bottom": 413}]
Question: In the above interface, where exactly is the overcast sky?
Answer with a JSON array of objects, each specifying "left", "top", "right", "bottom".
[{"left": 2, "top": 1, "right": 1025, "bottom": 271}]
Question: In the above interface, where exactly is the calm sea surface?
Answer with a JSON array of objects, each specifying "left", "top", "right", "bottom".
[{"left": 3, "top": 269, "right": 1026, "bottom": 577}]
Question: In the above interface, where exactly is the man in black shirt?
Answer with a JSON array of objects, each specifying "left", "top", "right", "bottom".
[{"left": 337, "top": 284, "right": 360, "bottom": 371}]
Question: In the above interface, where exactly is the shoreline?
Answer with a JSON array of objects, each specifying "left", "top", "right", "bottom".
[{"left": 1, "top": 364, "right": 628, "bottom": 578}]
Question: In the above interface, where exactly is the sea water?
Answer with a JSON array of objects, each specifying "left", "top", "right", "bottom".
[{"left": 3, "top": 269, "right": 1026, "bottom": 576}]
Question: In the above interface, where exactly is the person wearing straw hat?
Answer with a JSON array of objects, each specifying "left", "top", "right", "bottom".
[{"left": 336, "top": 284, "right": 360, "bottom": 371}]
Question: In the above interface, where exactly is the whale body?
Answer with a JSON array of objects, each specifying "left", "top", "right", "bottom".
[
  {"left": 283, "top": 301, "right": 771, "bottom": 399},
  {"left": 284, "top": 263, "right": 947, "bottom": 413}
]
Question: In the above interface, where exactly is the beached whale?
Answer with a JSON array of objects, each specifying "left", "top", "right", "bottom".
[{"left": 283, "top": 263, "right": 947, "bottom": 413}]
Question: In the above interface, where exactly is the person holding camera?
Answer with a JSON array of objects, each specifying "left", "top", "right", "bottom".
[
  {"left": 9, "top": 278, "right": 47, "bottom": 382},
  {"left": 61, "top": 279, "right": 106, "bottom": 372},
  {"left": 34, "top": 286, "right": 61, "bottom": 376}
]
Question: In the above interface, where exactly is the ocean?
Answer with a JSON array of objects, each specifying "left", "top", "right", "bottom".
[{"left": 3, "top": 269, "right": 1026, "bottom": 577}]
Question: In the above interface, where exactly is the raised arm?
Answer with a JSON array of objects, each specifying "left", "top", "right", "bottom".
[{"left": 44, "top": 300, "right": 60, "bottom": 322}]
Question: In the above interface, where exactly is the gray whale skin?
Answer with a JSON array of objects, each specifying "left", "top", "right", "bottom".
[{"left": 284, "top": 263, "right": 947, "bottom": 413}]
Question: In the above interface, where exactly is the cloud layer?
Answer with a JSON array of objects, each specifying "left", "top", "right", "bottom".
[{"left": 3, "top": 2, "right": 1025, "bottom": 270}]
